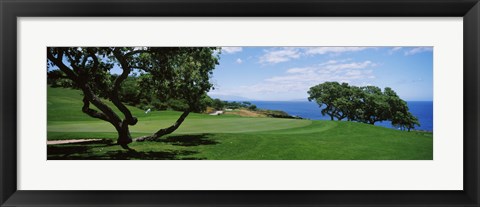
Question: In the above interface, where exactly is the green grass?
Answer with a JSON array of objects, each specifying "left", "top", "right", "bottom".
[{"left": 47, "top": 86, "right": 433, "bottom": 160}]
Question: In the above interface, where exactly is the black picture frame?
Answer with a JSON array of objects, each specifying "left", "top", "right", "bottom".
[{"left": 1, "top": 0, "right": 479, "bottom": 206}]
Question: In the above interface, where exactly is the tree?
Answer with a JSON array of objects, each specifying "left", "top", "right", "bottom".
[
  {"left": 383, "top": 87, "right": 420, "bottom": 131},
  {"left": 118, "top": 76, "right": 141, "bottom": 106},
  {"left": 212, "top": 98, "right": 225, "bottom": 110},
  {"left": 47, "top": 70, "right": 75, "bottom": 88},
  {"left": 47, "top": 47, "right": 219, "bottom": 148},
  {"left": 136, "top": 48, "right": 219, "bottom": 141},
  {"left": 332, "top": 83, "right": 362, "bottom": 121},
  {"left": 357, "top": 86, "right": 390, "bottom": 125},
  {"left": 307, "top": 82, "right": 420, "bottom": 131},
  {"left": 307, "top": 82, "right": 343, "bottom": 120},
  {"left": 392, "top": 111, "right": 420, "bottom": 131},
  {"left": 403, "top": 112, "right": 420, "bottom": 132}
]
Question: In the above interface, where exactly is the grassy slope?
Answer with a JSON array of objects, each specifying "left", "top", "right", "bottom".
[{"left": 47, "top": 86, "right": 433, "bottom": 160}]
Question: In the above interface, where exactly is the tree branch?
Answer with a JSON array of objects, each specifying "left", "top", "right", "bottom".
[
  {"left": 80, "top": 52, "right": 89, "bottom": 69},
  {"left": 111, "top": 48, "right": 138, "bottom": 125},
  {"left": 130, "top": 66, "right": 150, "bottom": 71},
  {"left": 46, "top": 49, "right": 79, "bottom": 82},
  {"left": 64, "top": 51, "right": 82, "bottom": 74},
  {"left": 112, "top": 48, "right": 132, "bottom": 91},
  {"left": 81, "top": 97, "right": 111, "bottom": 122},
  {"left": 48, "top": 47, "right": 132, "bottom": 147},
  {"left": 80, "top": 85, "right": 123, "bottom": 127},
  {"left": 125, "top": 49, "right": 150, "bottom": 57},
  {"left": 135, "top": 110, "right": 190, "bottom": 142},
  {"left": 48, "top": 48, "right": 123, "bottom": 126},
  {"left": 87, "top": 49, "right": 100, "bottom": 74}
]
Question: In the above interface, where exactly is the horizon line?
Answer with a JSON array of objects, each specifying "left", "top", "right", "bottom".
[{"left": 212, "top": 99, "right": 434, "bottom": 102}]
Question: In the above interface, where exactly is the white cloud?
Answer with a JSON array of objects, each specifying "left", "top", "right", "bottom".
[
  {"left": 213, "top": 59, "right": 377, "bottom": 100},
  {"left": 404, "top": 47, "right": 433, "bottom": 56},
  {"left": 388, "top": 47, "right": 403, "bottom": 55},
  {"left": 259, "top": 48, "right": 301, "bottom": 64},
  {"left": 236, "top": 58, "right": 243, "bottom": 64},
  {"left": 265, "top": 60, "right": 376, "bottom": 84},
  {"left": 221, "top": 47, "right": 243, "bottom": 54},
  {"left": 323, "top": 60, "right": 375, "bottom": 71},
  {"left": 286, "top": 67, "right": 313, "bottom": 74},
  {"left": 259, "top": 47, "right": 373, "bottom": 64},
  {"left": 303, "top": 47, "right": 370, "bottom": 55}
]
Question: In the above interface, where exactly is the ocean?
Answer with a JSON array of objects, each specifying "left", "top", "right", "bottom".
[{"left": 250, "top": 101, "right": 433, "bottom": 131}]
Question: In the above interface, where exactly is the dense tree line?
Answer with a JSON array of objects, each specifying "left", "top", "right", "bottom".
[
  {"left": 307, "top": 82, "right": 420, "bottom": 131},
  {"left": 47, "top": 47, "right": 219, "bottom": 148},
  {"left": 209, "top": 99, "right": 257, "bottom": 110}
]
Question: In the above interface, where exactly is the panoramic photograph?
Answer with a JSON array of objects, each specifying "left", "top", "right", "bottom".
[{"left": 47, "top": 46, "right": 433, "bottom": 160}]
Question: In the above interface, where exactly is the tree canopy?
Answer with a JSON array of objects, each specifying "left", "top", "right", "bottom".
[
  {"left": 47, "top": 47, "right": 219, "bottom": 148},
  {"left": 308, "top": 82, "right": 420, "bottom": 131}
]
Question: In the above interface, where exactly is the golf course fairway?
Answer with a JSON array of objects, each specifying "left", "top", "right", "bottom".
[{"left": 47, "top": 87, "right": 433, "bottom": 160}]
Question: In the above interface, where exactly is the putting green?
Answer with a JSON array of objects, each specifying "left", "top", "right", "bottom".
[{"left": 48, "top": 116, "right": 313, "bottom": 134}]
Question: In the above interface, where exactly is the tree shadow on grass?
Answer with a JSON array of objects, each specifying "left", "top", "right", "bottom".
[
  {"left": 100, "top": 149, "right": 202, "bottom": 160},
  {"left": 47, "top": 139, "right": 208, "bottom": 160},
  {"left": 47, "top": 139, "right": 115, "bottom": 159},
  {"left": 158, "top": 134, "right": 219, "bottom": 146}
]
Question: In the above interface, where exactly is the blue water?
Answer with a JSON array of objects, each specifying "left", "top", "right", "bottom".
[{"left": 250, "top": 101, "right": 433, "bottom": 131}]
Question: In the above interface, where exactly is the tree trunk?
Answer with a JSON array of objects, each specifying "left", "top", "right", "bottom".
[
  {"left": 135, "top": 111, "right": 190, "bottom": 142},
  {"left": 48, "top": 48, "right": 137, "bottom": 149},
  {"left": 117, "top": 121, "right": 133, "bottom": 148}
]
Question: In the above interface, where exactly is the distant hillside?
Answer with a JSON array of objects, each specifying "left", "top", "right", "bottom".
[
  {"left": 287, "top": 98, "right": 309, "bottom": 102},
  {"left": 207, "top": 94, "right": 253, "bottom": 101}
]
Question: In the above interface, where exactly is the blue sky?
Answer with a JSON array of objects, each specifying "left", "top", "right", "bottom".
[
  {"left": 208, "top": 47, "right": 433, "bottom": 101},
  {"left": 57, "top": 47, "right": 432, "bottom": 102}
]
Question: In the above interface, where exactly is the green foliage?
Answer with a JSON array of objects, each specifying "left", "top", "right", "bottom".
[
  {"left": 307, "top": 82, "right": 347, "bottom": 120},
  {"left": 48, "top": 70, "right": 73, "bottom": 88},
  {"left": 47, "top": 47, "right": 220, "bottom": 113},
  {"left": 308, "top": 82, "right": 420, "bottom": 131},
  {"left": 118, "top": 77, "right": 141, "bottom": 106},
  {"left": 211, "top": 99, "right": 225, "bottom": 110},
  {"left": 357, "top": 85, "right": 390, "bottom": 124},
  {"left": 261, "top": 110, "right": 298, "bottom": 119},
  {"left": 130, "top": 47, "right": 219, "bottom": 113},
  {"left": 207, "top": 99, "right": 257, "bottom": 111},
  {"left": 166, "top": 99, "right": 190, "bottom": 112},
  {"left": 223, "top": 101, "right": 255, "bottom": 109}
]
